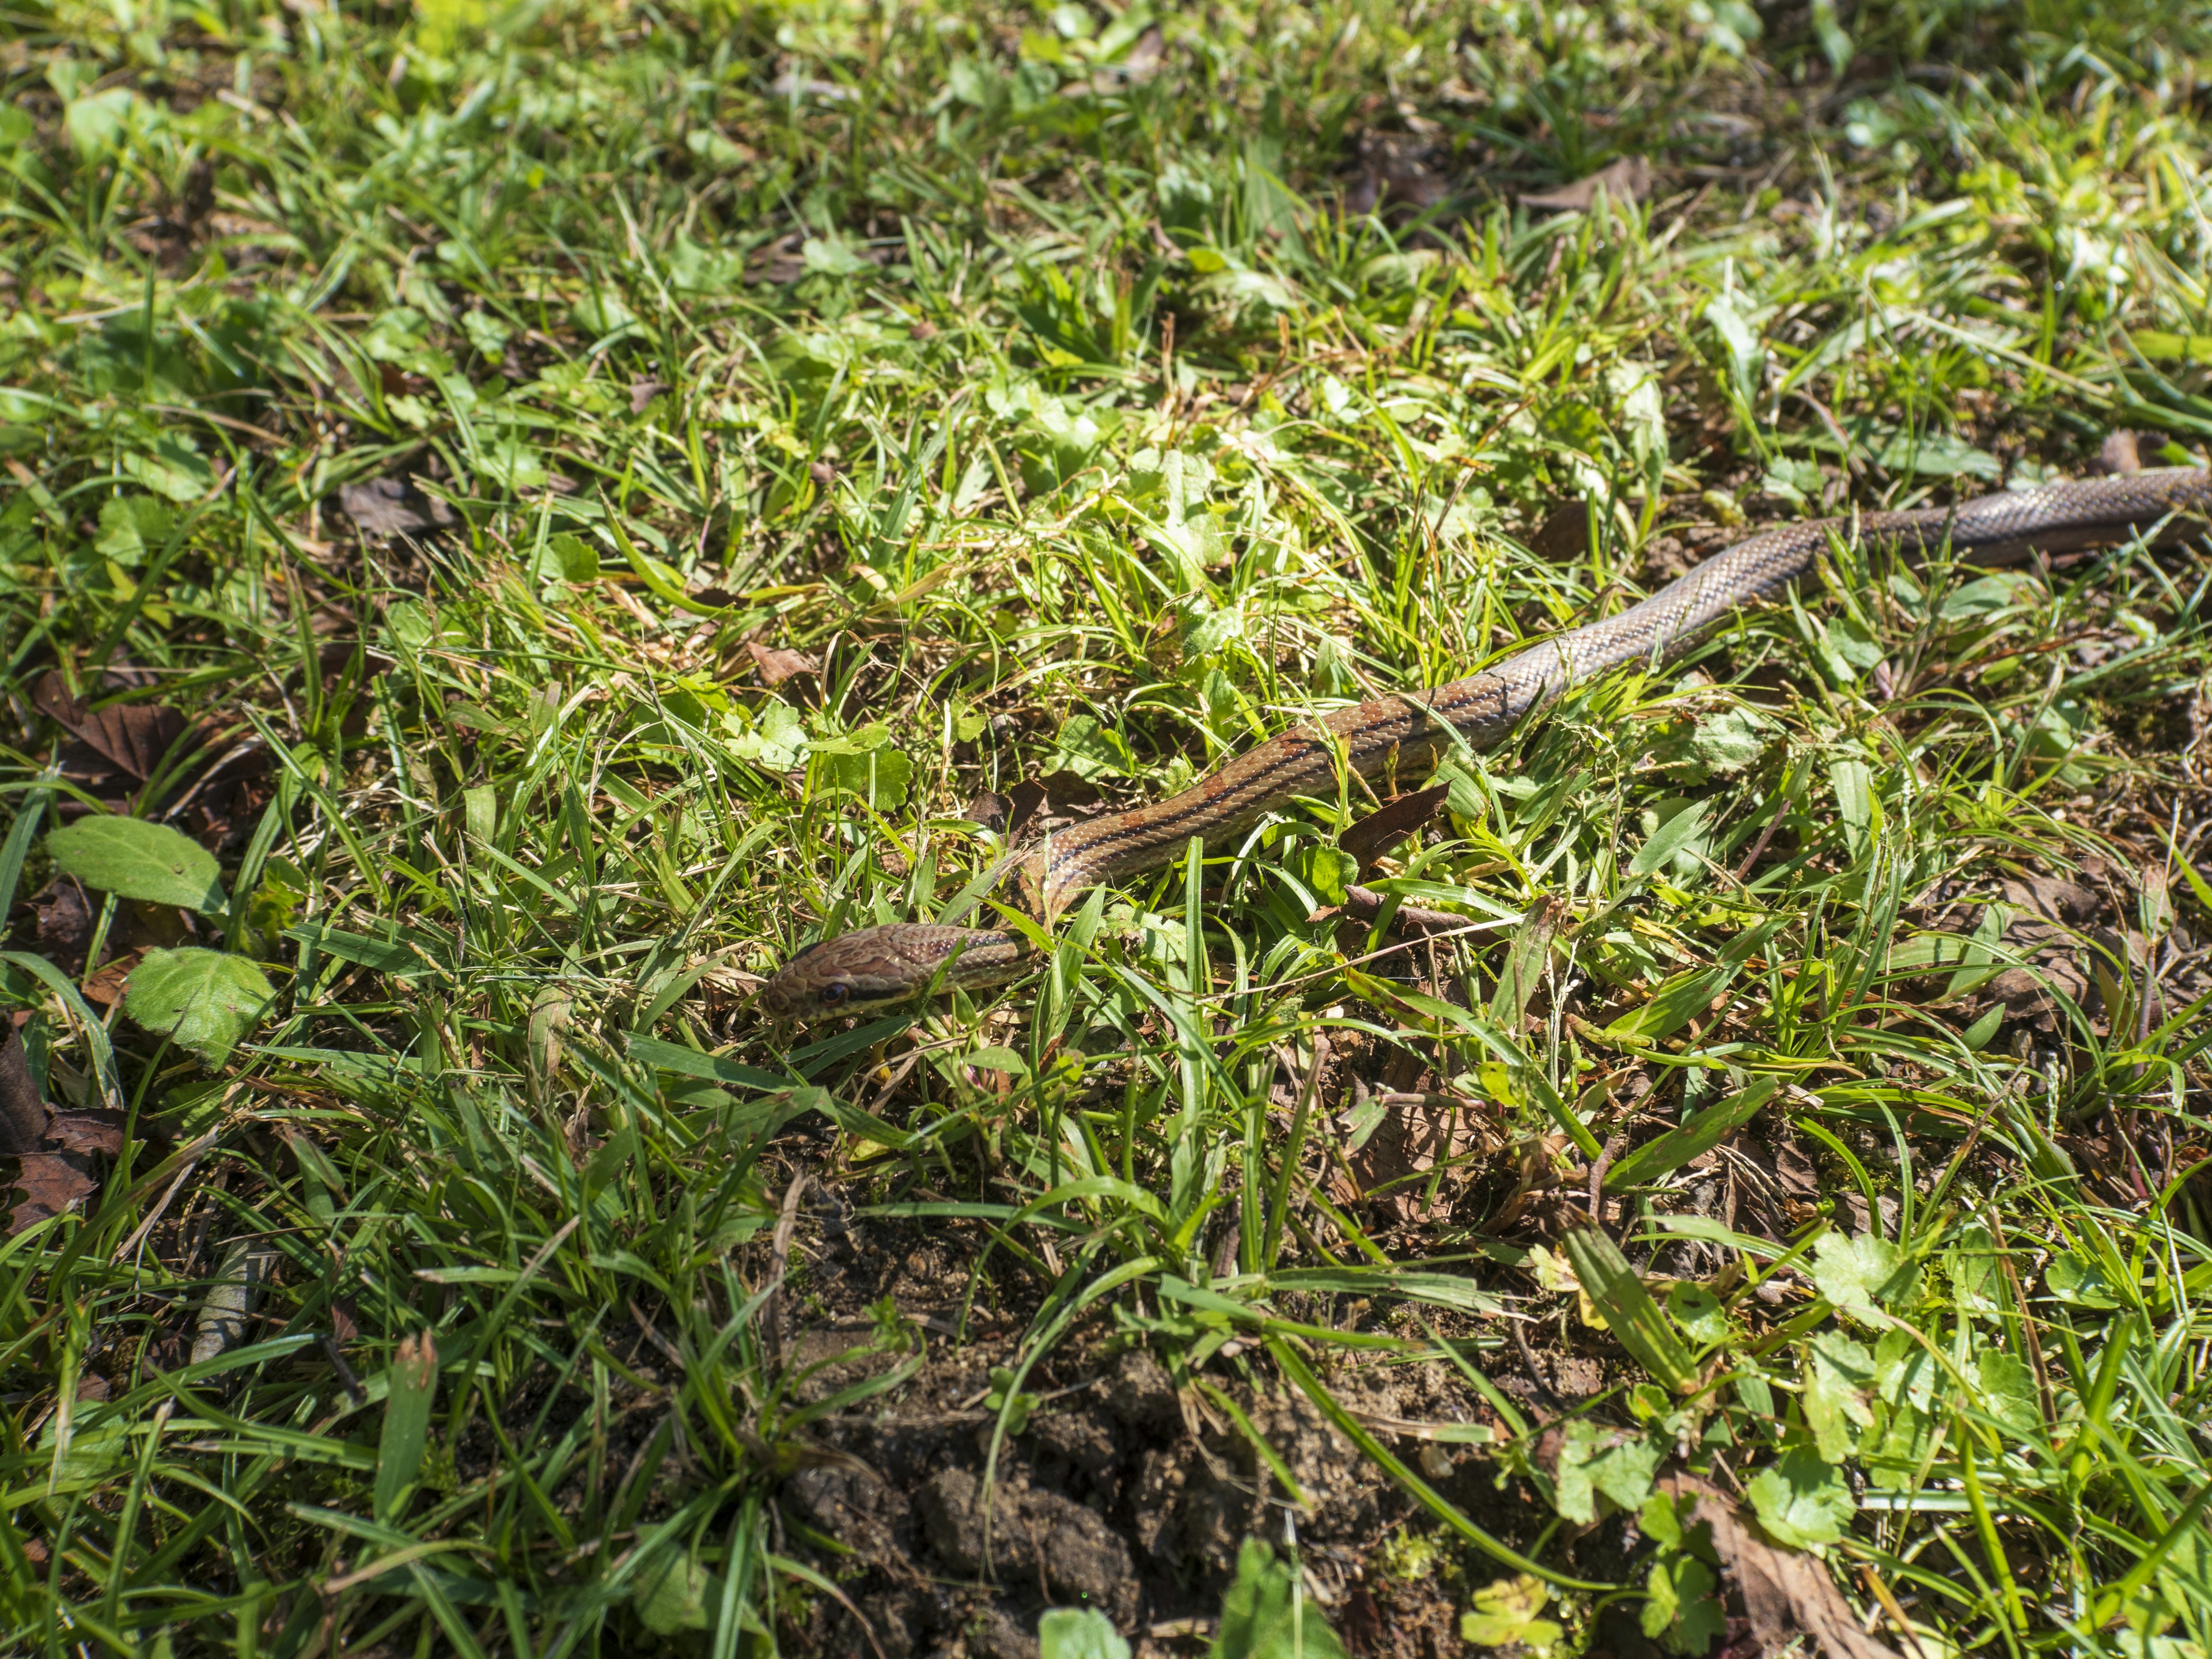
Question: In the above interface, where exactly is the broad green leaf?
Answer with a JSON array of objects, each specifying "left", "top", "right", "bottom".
[
  {"left": 1605, "top": 1075, "right": 1779, "bottom": 1189},
  {"left": 571, "top": 290, "right": 637, "bottom": 336},
  {"left": 1965, "top": 1351, "right": 2043, "bottom": 1442},
  {"left": 1874, "top": 1328, "right": 1937, "bottom": 1414},
  {"left": 1215, "top": 1537, "right": 1349, "bottom": 1659},
  {"left": 1560, "top": 1229, "right": 1698, "bottom": 1393},
  {"left": 96, "top": 495, "right": 171, "bottom": 566},
  {"left": 1868, "top": 1399, "right": 1938, "bottom": 1492},
  {"left": 1555, "top": 1421, "right": 1661, "bottom": 1524},
  {"left": 123, "top": 947, "right": 276, "bottom": 1067},
  {"left": 1703, "top": 295, "right": 1765, "bottom": 407},
  {"left": 1642, "top": 1551, "right": 1726, "bottom": 1654},
  {"left": 1945, "top": 1223, "right": 2002, "bottom": 1312},
  {"left": 46, "top": 816, "right": 225, "bottom": 911},
  {"left": 1745, "top": 1446, "right": 1854, "bottom": 1548},
  {"left": 1801, "top": 1333, "right": 1876, "bottom": 1461},
  {"left": 728, "top": 700, "right": 808, "bottom": 770},
  {"left": 810, "top": 733, "right": 912, "bottom": 809},
  {"left": 1872, "top": 427, "right": 2000, "bottom": 481},
  {"left": 2045, "top": 1251, "right": 2124, "bottom": 1309},
  {"left": 1039, "top": 1607, "right": 1131, "bottom": 1659},
  {"left": 1810, "top": 1232, "right": 1918, "bottom": 1322},
  {"left": 1629, "top": 802, "right": 1713, "bottom": 878},
  {"left": 1052, "top": 712, "right": 1137, "bottom": 778},
  {"left": 542, "top": 531, "right": 598, "bottom": 582},
  {"left": 1665, "top": 1282, "right": 1731, "bottom": 1346},
  {"left": 65, "top": 88, "right": 139, "bottom": 158},
  {"left": 1460, "top": 1574, "right": 1562, "bottom": 1649},
  {"left": 119, "top": 438, "right": 216, "bottom": 502},
  {"left": 633, "top": 1553, "right": 717, "bottom": 1635}
]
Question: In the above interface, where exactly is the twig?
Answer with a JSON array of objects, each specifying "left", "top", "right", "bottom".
[
  {"left": 763, "top": 1172, "right": 808, "bottom": 1374},
  {"left": 1588, "top": 1132, "right": 1629, "bottom": 1229},
  {"left": 1509, "top": 1317, "right": 1561, "bottom": 1408},
  {"left": 1733, "top": 788, "right": 1794, "bottom": 882}
]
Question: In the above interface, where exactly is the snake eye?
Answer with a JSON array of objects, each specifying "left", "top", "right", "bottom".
[{"left": 819, "top": 982, "right": 851, "bottom": 1007}]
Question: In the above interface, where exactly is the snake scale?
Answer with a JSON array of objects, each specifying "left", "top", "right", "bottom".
[{"left": 760, "top": 467, "right": 2212, "bottom": 1020}]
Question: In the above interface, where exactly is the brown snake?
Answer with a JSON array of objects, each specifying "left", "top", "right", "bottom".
[{"left": 760, "top": 467, "right": 2211, "bottom": 1020}]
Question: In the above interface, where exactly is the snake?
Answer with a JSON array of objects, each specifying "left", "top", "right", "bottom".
[{"left": 760, "top": 466, "right": 2212, "bottom": 1020}]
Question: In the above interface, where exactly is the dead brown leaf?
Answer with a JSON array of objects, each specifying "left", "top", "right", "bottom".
[
  {"left": 746, "top": 640, "right": 820, "bottom": 687},
  {"left": 1007, "top": 771, "right": 1103, "bottom": 838},
  {"left": 29, "top": 878, "right": 96, "bottom": 976},
  {"left": 2001, "top": 874, "right": 2100, "bottom": 927},
  {"left": 2097, "top": 430, "right": 2141, "bottom": 475},
  {"left": 305, "top": 639, "right": 400, "bottom": 684},
  {"left": 3, "top": 1151, "right": 96, "bottom": 1234},
  {"left": 1662, "top": 1474, "right": 1902, "bottom": 1659},
  {"left": 0, "top": 1022, "right": 44, "bottom": 1153},
  {"left": 337, "top": 476, "right": 458, "bottom": 537},
  {"left": 1522, "top": 156, "right": 1656, "bottom": 213},
  {"left": 81, "top": 948, "right": 141, "bottom": 1009},
  {"left": 1527, "top": 499, "right": 1595, "bottom": 563},
  {"left": 45, "top": 1110, "right": 126, "bottom": 1157},
  {"left": 1339, "top": 783, "right": 1449, "bottom": 872},
  {"left": 1336, "top": 1091, "right": 1498, "bottom": 1222},
  {"left": 34, "top": 672, "right": 189, "bottom": 781},
  {"left": 746, "top": 232, "right": 809, "bottom": 285}
]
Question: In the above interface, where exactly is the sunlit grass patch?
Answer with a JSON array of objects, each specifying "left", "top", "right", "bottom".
[{"left": 2, "top": 0, "right": 2211, "bottom": 1653}]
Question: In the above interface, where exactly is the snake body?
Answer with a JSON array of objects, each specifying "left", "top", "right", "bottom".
[{"left": 760, "top": 468, "right": 2212, "bottom": 1019}]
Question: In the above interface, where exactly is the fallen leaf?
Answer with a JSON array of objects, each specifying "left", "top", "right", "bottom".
[
  {"left": 44, "top": 1110, "right": 126, "bottom": 1157},
  {"left": 81, "top": 948, "right": 141, "bottom": 1008},
  {"left": 629, "top": 378, "right": 666, "bottom": 412},
  {"left": 1526, "top": 499, "right": 1593, "bottom": 563},
  {"left": 1007, "top": 771, "right": 1102, "bottom": 838},
  {"left": 1522, "top": 156, "right": 1656, "bottom": 213},
  {"left": 745, "top": 232, "right": 809, "bottom": 285},
  {"left": 34, "top": 672, "right": 188, "bottom": 781},
  {"left": 1343, "top": 131, "right": 1453, "bottom": 216},
  {"left": 1338, "top": 1092, "right": 1495, "bottom": 1221},
  {"left": 337, "top": 476, "right": 458, "bottom": 537},
  {"left": 0, "top": 1022, "right": 45, "bottom": 1153},
  {"left": 4, "top": 1151, "right": 96, "bottom": 1234},
  {"left": 745, "top": 641, "right": 819, "bottom": 687},
  {"left": 965, "top": 791, "right": 1010, "bottom": 832},
  {"left": 1773, "top": 1133, "right": 1821, "bottom": 1202},
  {"left": 29, "top": 878, "right": 96, "bottom": 976},
  {"left": 1339, "top": 783, "right": 1449, "bottom": 872},
  {"left": 2000, "top": 875, "right": 2100, "bottom": 927},
  {"left": 305, "top": 640, "right": 400, "bottom": 684},
  {"left": 1664, "top": 1472, "right": 1900, "bottom": 1659}
]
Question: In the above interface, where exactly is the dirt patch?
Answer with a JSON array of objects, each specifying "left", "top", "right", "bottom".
[{"left": 767, "top": 1211, "right": 1565, "bottom": 1657}]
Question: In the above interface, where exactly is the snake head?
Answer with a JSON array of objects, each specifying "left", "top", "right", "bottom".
[
  {"left": 759, "top": 924, "right": 1031, "bottom": 1022},
  {"left": 757, "top": 932, "right": 910, "bottom": 1021}
]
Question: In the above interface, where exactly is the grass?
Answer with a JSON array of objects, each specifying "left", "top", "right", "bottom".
[{"left": 3, "top": 0, "right": 2212, "bottom": 1653}]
